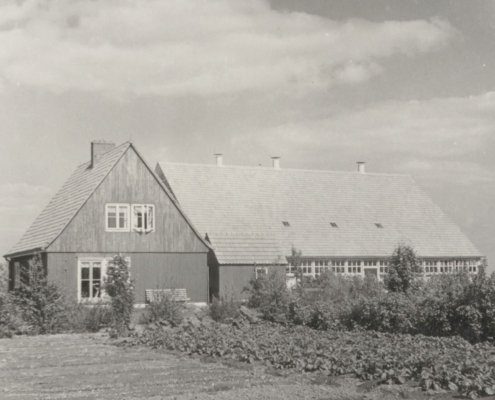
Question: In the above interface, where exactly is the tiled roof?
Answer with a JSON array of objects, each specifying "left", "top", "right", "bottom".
[
  {"left": 6, "top": 143, "right": 131, "bottom": 256},
  {"left": 157, "top": 162, "right": 482, "bottom": 265},
  {"left": 207, "top": 232, "right": 286, "bottom": 265}
]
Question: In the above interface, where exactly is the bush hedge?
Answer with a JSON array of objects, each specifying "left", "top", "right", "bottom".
[{"left": 246, "top": 266, "right": 495, "bottom": 344}]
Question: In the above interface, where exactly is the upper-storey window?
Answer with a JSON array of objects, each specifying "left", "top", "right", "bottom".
[
  {"left": 132, "top": 204, "right": 155, "bottom": 232},
  {"left": 105, "top": 204, "right": 130, "bottom": 232}
]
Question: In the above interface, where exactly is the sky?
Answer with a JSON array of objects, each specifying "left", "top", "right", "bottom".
[{"left": 0, "top": 0, "right": 494, "bottom": 268}]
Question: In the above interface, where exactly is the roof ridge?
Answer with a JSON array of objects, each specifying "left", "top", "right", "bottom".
[{"left": 158, "top": 161, "right": 410, "bottom": 178}]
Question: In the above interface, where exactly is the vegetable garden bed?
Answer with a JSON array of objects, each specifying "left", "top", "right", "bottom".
[{"left": 130, "top": 319, "right": 495, "bottom": 399}]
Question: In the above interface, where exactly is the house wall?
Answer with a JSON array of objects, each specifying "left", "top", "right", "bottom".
[
  {"left": 45, "top": 147, "right": 209, "bottom": 303},
  {"left": 47, "top": 252, "right": 208, "bottom": 303},
  {"left": 49, "top": 148, "right": 208, "bottom": 254},
  {"left": 218, "top": 264, "right": 286, "bottom": 300}
]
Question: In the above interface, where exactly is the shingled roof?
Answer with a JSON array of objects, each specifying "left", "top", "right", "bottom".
[
  {"left": 5, "top": 143, "right": 131, "bottom": 256},
  {"left": 157, "top": 162, "right": 482, "bottom": 265}
]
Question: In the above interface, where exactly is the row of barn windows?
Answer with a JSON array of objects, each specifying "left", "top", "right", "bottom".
[
  {"left": 283, "top": 259, "right": 479, "bottom": 277},
  {"left": 105, "top": 203, "right": 155, "bottom": 233}
]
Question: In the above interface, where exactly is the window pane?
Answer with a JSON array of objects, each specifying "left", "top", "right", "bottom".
[
  {"left": 133, "top": 206, "right": 143, "bottom": 229},
  {"left": 107, "top": 205, "right": 117, "bottom": 229},
  {"left": 93, "top": 267, "right": 101, "bottom": 280},
  {"left": 81, "top": 281, "right": 90, "bottom": 298},
  {"left": 108, "top": 215, "right": 117, "bottom": 228},
  {"left": 81, "top": 267, "right": 90, "bottom": 280},
  {"left": 119, "top": 212, "right": 127, "bottom": 228},
  {"left": 147, "top": 206, "right": 154, "bottom": 229},
  {"left": 92, "top": 281, "right": 101, "bottom": 298}
]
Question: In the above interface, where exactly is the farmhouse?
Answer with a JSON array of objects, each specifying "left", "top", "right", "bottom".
[
  {"left": 5, "top": 141, "right": 484, "bottom": 303},
  {"left": 5, "top": 141, "right": 210, "bottom": 304},
  {"left": 156, "top": 155, "right": 484, "bottom": 299}
]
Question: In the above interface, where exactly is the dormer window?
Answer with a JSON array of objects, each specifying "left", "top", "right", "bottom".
[
  {"left": 132, "top": 204, "right": 155, "bottom": 232},
  {"left": 105, "top": 204, "right": 130, "bottom": 232}
]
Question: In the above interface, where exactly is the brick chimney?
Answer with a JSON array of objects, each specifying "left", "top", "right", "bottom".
[
  {"left": 357, "top": 161, "right": 366, "bottom": 174},
  {"left": 91, "top": 140, "right": 115, "bottom": 167}
]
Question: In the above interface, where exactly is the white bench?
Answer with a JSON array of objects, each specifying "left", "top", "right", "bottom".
[{"left": 145, "top": 288, "right": 190, "bottom": 303}]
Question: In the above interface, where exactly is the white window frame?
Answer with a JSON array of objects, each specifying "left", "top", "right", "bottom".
[
  {"left": 255, "top": 266, "right": 268, "bottom": 279},
  {"left": 77, "top": 256, "right": 131, "bottom": 303},
  {"left": 77, "top": 258, "right": 108, "bottom": 303},
  {"left": 131, "top": 204, "right": 155, "bottom": 233},
  {"left": 105, "top": 203, "right": 130, "bottom": 232}
]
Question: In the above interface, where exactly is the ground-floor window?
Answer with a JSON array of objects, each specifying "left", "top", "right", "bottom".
[
  {"left": 77, "top": 256, "right": 131, "bottom": 302},
  {"left": 78, "top": 259, "right": 104, "bottom": 301}
]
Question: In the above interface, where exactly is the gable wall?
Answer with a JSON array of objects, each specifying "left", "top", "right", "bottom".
[{"left": 49, "top": 148, "right": 208, "bottom": 253}]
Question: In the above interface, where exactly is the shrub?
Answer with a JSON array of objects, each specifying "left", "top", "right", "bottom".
[
  {"left": 11, "top": 255, "right": 67, "bottom": 334},
  {"left": 104, "top": 255, "right": 134, "bottom": 336},
  {"left": 141, "top": 296, "right": 184, "bottom": 327},
  {"left": 64, "top": 302, "right": 113, "bottom": 332},
  {"left": 288, "top": 273, "right": 384, "bottom": 331},
  {"left": 415, "top": 273, "right": 470, "bottom": 338},
  {"left": 460, "top": 270, "right": 495, "bottom": 341},
  {"left": 245, "top": 269, "right": 291, "bottom": 322},
  {"left": 0, "top": 292, "right": 22, "bottom": 337},
  {"left": 385, "top": 244, "right": 422, "bottom": 293},
  {"left": 209, "top": 296, "right": 240, "bottom": 322},
  {"left": 0, "top": 262, "right": 8, "bottom": 293},
  {"left": 349, "top": 292, "right": 418, "bottom": 334}
]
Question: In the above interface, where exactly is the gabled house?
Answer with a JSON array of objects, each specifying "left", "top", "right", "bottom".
[
  {"left": 5, "top": 141, "right": 210, "bottom": 304},
  {"left": 6, "top": 142, "right": 484, "bottom": 304},
  {"left": 156, "top": 156, "right": 484, "bottom": 300}
]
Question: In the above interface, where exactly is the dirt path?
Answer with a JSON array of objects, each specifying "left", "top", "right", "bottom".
[{"left": 0, "top": 333, "right": 367, "bottom": 400}]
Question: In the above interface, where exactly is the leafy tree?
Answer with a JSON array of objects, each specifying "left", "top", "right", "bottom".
[
  {"left": 384, "top": 244, "right": 421, "bottom": 293},
  {"left": 245, "top": 269, "right": 291, "bottom": 322},
  {"left": 12, "top": 254, "right": 66, "bottom": 334},
  {"left": 104, "top": 255, "right": 134, "bottom": 336}
]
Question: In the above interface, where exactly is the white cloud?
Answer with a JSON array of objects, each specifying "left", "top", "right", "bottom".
[
  {"left": 0, "top": 0, "right": 454, "bottom": 98},
  {"left": 0, "top": 183, "right": 52, "bottom": 255},
  {"left": 233, "top": 91, "right": 495, "bottom": 181}
]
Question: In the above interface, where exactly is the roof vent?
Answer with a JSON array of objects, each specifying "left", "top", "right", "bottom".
[
  {"left": 282, "top": 221, "right": 290, "bottom": 227},
  {"left": 357, "top": 161, "right": 366, "bottom": 174},
  {"left": 214, "top": 153, "right": 223, "bottom": 167},
  {"left": 91, "top": 140, "right": 115, "bottom": 168},
  {"left": 271, "top": 156, "right": 281, "bottom": 170},
  {"left": 375, "top": 223, "right": 383, "bottom": 229}
]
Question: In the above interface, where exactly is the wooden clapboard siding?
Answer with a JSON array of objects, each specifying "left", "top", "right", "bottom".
[
  {"left": 47, "top": 252, "right": 208, "bottom": 303},
  {"left": 131, "top": 253, "right": 207, "bottom": 303},
  {"left": 218, "top": 264, "right": 285, "bottom": 300},
  {"left": 47, "top": 253, "right": 77, "bottom": 302},
  {"left": 49, "top": 147, "right": 208, "bottom": 253}
]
